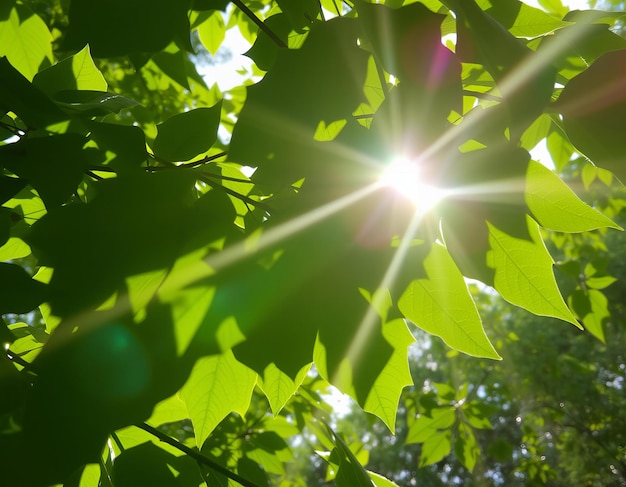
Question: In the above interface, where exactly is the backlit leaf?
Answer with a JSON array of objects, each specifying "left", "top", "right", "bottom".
[
  {"left": 180, "top": 350, "right": 257, "bottom": 448},
  {"left": 406, "top": 407, "right": 455, "bottom": 444},
  {"left": 33, "top": 45, "right": 107, "bottom": 96},
  {"left": 363, "top": 319, "right": 415, "bottom": 433},
  {"left": 419, "top": 430, "right": 453, "bottom": 467},
  {"left": 487, "top": 217, "right": 580, "bottom": 327},
  {"left": 0, "top": 1, "right": 52, "bottom": 80},
  {"left": 198, "top": 11, "right": 226, "bottom": 56},
  {"left": 398, "top": 244, "right": 500, "bottom": 359},
  {"left": 257, "top": 362, "right": 311, "bottom": 415},
  {"left": 526, "top": 160, "right": 620, "bottom": 232}
]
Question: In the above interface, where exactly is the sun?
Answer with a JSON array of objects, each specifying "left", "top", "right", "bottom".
[{"left": 379, "top": 156, "right": 447, "bottom": 210}]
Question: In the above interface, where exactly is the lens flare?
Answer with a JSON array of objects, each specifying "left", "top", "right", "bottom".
[{"left": 380, "top": 157, "right": 447, "bottom": 210}]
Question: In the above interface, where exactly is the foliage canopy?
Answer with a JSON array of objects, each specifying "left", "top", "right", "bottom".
[{"left": 0, "top": 0, "right": 625, "bottom": 485}]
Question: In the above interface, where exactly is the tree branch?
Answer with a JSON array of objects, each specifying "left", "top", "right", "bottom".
[
  {"left": 231, "top": 0, "right": 287, "bottom": 48},
  {"left": 136, "top": 423, "right": 261, "bottom": 487}
]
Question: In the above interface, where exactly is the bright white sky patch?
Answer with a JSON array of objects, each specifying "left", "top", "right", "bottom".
[{"left": 198, "top": 17, "right": 254, "bottom": 91}]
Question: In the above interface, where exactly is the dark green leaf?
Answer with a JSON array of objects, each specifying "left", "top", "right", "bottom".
[
  {"left": 0, "top": 57, "right": 67, "bottom": 129},
  {"left": 448, "top": 0, "right": 556, "bottom": 139},
  {"left": 0, "top": 262, "right": 48, "bottom": 314},
  {"left": 0, "top": 133, "right": 88, "bottom": 208},
  {"left": 87, "top": 121, "right": 148, "bottom": 172},
  {"left": 553, "top": 49, "right": 626, "bottom": 181},
  {"left": 62, "top": 0, "right": 192, "bottom": 57},
  {"left": 153, "top": 103, "right": 222, "bottom": 162}
]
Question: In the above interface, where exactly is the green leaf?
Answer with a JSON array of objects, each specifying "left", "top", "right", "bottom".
[
  {"left": 113, "top": 442, "right": 201, "bottom": 487},
  {"left": 62, "top": 0, "right": 191, "bottom": 57},
  {"left": 406, "top": 407, "right": 455, "bottom": 444},
  {"left": 487, "top": 217, "right": 580, "bottom": 327},
  {"left": 554, "top": 49, "right": 626, "bottom": 181},
  {"left": 450, "top": 0, "right": 556, "bottom": 139},
  {"left": 198, "top": 10, "right": 226, "bottom": 56},
  {"left": 546, "top": 126, "right": 574, "bottom": 172},
  {"left": 180, "top": 350, "right": 257, "bottom": 448},
  {"left": 526, "top": 160, "right": 621, "bottom": 232},
  {"left": 153, "top": 103, "right": 222, "bottom": 162},
  {"left": 455, "top": 422, "right": 479, "bottom": 472},
  {"left": 0, "top": 57, "right": 67, "bottom": 129},
  {"left": 0, "top": 237, "right": 30, "bottom": 261},
  {"left": 398, "top": 243, "right": 500, "bottom": 359},
  {"left": 87, "top": 121, "right": 148, "bottom": 172},
  {"left": 148, "top": 393, "right": 190, "bottom": 427},
  {"left": 369, "top": 471, "right": 401, "bottom": 487},
  {"left": 276, "top": 0, "right": 319, "bottom": 30},
  {"left": 0, "top": 1, "right": 52, "bottom": 81},
  {"left": 363, "top": 319, "right": 415, "bottom": 433},
  {"left": 463, "top": 401, "right": 493, "bottom": 430},
  {"left": 419, "top": 430, "right": 453, "bottom": 467},
  {"left": 0, "top": 262, "right": 47, "bottom": 314},
  {"left": 569, "top": 288, "right": 608, "bottom": 342},
  {"left": 585, "top": 275, "right": 616, "bottom": 290},
  {"left": 257, "top": 362, "right": 311, "bottom": 415},
  {"left": 325, "top": 424, "right": 375, "bottom": 487},
  {"left": 53, "top": 90, "right": 139, "bottom": 116},
  {"left": 33, "top": 45, "right": 107, "bottom": 97},
  {"left": 229, "top": 17, "right": 369, "bottom": 188},
  {"left": 503, "top": 2, "right": 571, "bottom": 37},
  {"left": 0, "top": 133, "right": 88, "bottom": 208}
]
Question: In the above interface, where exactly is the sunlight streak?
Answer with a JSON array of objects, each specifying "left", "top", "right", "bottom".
[
  {"left": 332, "top": 202, "right": 428, "bottom": 387},
  {"left": 419, "top": 21, "right": 597, "bottom": 165},
  {"left": 204, "top": 183, "right": 380, "bottom": 272}
]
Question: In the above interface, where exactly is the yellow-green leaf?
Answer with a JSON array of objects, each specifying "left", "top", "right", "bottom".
[
  {"left": 33, "top": 45, "right": 107, "bottom": 96},
  {"left": 398, "top": 244, "right": 500, "bottom": 359},
  {"left": 487, "top": 217, "right": 580, "bottom": 327},
  {"left": 0, "top": 2, "right": 52, "bottom": 80},
  {"left": 363, "top": 319, "right": 415, "bottom": 433},
  {"left": 180, "top": 350, "right": 257, "bottom": 448},
  {"left": 526, "top": 160, "right": 621, "bottom": 232},
  {"left": 257, "top": 362, "right": 311, "bottom": 415}
]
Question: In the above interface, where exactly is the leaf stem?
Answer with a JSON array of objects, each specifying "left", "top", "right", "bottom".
[
  {"left": 201, "top": 171, "right": 254, "bottom": 184},
  {"left": 146, "top": 151, "right": 228, "bottom": 171},
  {"left": 136, "top": 423, "right": 260, "bottom": 487},
  {"left": 462, "top": 89, "right": 503, "bottom": 102},
  {"left": 198, "top": 174, "right": 271, "bottom": 212},
  {"left": 231, "top": 0, "right": 287, "bottom": 48}
]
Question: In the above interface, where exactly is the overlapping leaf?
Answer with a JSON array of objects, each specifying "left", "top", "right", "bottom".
[
  {"left": 399, "top": 243, "right": 500, "bottom": 359},
  {"left": 487, "top": 217, "right": 580, "bottom": 326},
  {"left": 526, "top": 160, "right": 620, "bottom": 232}
]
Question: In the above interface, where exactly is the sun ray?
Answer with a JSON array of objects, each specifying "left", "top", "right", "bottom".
[{"left": 332, "top": 199, "right": 430, "bottom": 388}]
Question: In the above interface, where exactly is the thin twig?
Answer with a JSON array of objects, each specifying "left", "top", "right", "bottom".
[
  {"left": 198, "top": 174, "right": 271, "bottom": 212},
  {"left": 137, "top": 423, "right": 260, "bottom": 487},
  {"left": 146, "top": 152, "right": 228, "bottom": 172},
  {"left": 86, "top": 170, "right": 105, "bottom": 181},
  {"left": 231, "top": 0, "right": 287, "bottom": 48},
  {"left": 201, "top": 172, "right": 254, "bottom": 184},
  {"left": 462, "top": 89, "right": 503, "bottom": 102},
  {"left": 91, "top": 166, "right": 117, "bottom": 173},
  {"left": 6, "top": 350, "right": 36, "bottom": 371},
  {"left": 0, "top": 120, "right": 24, "bottom": 137}
]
